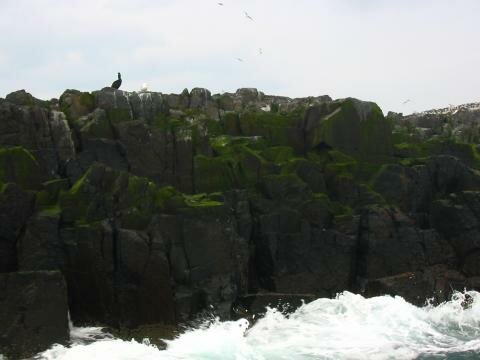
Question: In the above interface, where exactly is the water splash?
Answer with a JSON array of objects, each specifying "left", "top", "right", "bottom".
[{"left": 37, "top": 291, "right": 480, "bottom": 360}]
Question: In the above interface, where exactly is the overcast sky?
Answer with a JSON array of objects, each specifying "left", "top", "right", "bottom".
[{"left": 0, "top": 0, "right": 479, "bottom": 114}]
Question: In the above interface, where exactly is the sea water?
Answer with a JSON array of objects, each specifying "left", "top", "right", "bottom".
[{"left": 34, "top": 291, "right": 480, "bottom": 360}]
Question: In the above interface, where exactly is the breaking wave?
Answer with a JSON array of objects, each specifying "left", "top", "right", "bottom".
[{"left": 36, "top": 291, "right": 480, "bottom": 360}]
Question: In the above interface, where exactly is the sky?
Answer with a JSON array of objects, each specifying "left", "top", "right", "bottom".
[{"left": 0, "top": 0, "right": 479, "bottom": 115}]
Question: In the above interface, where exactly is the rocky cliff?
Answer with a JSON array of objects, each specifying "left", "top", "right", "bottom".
[{"left": 1, "top": 87, "right": 479, "bottom": 358}]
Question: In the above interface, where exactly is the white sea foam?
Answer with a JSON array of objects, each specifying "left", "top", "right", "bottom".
[{"left": 36, "top": 291, "right": 480, "bottom": 360}]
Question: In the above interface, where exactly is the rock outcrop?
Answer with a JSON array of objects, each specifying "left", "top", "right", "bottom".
[
  {"left": 0, "top": 271, "right": 69, "bottom": 359},
  {"left": 1, "top": 87, "right": 479, "bottom": 357}
]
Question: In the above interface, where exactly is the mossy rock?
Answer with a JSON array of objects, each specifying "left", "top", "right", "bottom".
[
  {"left": 59, "top": 90, "right": 95, "bottom": 121},
  {"left": 261, "top": 146, "right": 295, "bottom": 163},
  {"left": 0, "top": 147, "right": 47, "bottom": 190},
  {"left": 393, "top": 142, "right": 422, "bottom": 158},
  {"left": 222, "top": 112, "right": 241, "bottom": 135},
  {"left": 238, "top": 109, "right": 305, "bottom": 147},
  {"left": 370, "top": 164, "right": 413, "bottom": 207},
  {"left": 59, "top": 164, "right": 183, "bottom": 228},
  {"left": 183, "top": 193, "right": 223, "bottom": 208},
  {"left": 106, "top": 108, "right": 132, "bottom": 124},
  {"left": 73, "top": 109, "right": 115, "bottom": 139},
  {"left": 306, "top": 98, "right": 393, "bottom": 158},
  {"left": 281, "top": 158, "right": 327, "bottom": 193},
  {"left": 193, "top": 155, "right": 239, "bottom": 193},
  {"left": 36, "top": 179, "right": 70, "bottom": 208},
  {"left": 312, "top": 149, "right": 358, "bottom": 178},
  {"left": 209, "top": 135, "right": 266, "bottom": 157},
  {"left": 260, "top": 173, "right": 311, "bottom": 203}
]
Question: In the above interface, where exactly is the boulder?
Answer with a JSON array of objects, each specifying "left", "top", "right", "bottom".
[
  {"left": 5, "top": 90, "right": 48, "bottom": 107},
  {"left": 0, "top": 271, "right": 69, "bottom": 359},
  {"left": 59, "top": 89, "right": 95, "bottom": 121},
  {"left": 0, "top": 97, "right": 75, "bottom": 176},
  {"left": 303, "top": 98, "right": 393, "bottom": 157}
]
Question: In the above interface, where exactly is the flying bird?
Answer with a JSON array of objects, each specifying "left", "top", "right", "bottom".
[
  {"left": 111, "top": 73, "right": 122, "bottom": 89},
  {"left": 217, "top": 2, "right": 224, "bottom": 5},
  {"left": 244, "top": 11, "right": 254, "bottom": 21},
  {"left": 235, "top": 58, "right": 244, "bottom": 62},
  {"left": 402, "top": 99, "right": 411, "bottom": 105},
  {"left": 258, "top": 48, "right": 263, "bottom": 55}
]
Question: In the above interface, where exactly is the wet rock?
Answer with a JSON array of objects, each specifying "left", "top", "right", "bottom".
[
  {"left": 232, "top": 292, "right": 318, "bottom": 320},
  {"left": 0, "top": 271, "right": 69, "bottom": 359},
  {"left": 364, "top": 265, "right": 466, "bottom": 306}
]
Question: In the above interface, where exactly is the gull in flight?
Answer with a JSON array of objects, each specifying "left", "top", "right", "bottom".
[
  {"left": 218, "top": 2, "right": 224, "bottom": 5},
  {"left": 258, "top": 48, "right": 263, "bottom": 55},
  {"left": 244, "top": 11, "right": 254, "bottom": 21},
  {"left": 235, "top": 57, "right": 244, "bottom": 62},
  {"left": 402, "top": 99, "right": 411, "bottom": 105}
]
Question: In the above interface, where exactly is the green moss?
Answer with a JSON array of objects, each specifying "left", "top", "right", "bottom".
[
  {"left": 399, "top": 157, "right": 430, "bottom": 167},
  {"left": 260, "top": 173, "right": 310, "bottom": 203},
  {"left": 60, "top": 165, "right": 188, "bottom": 228},
  {"left": 79, "top": 92, "right": 95, "bottom": 109},
  {"left": 312, "top": 193, "right": 353, "bottom": 217},
  {"left": 238, "top": 108, "right": 305, "bottom": 146},
  {"left": 359, "top": 103, "right": 393, "bottom": 157},
  {"left": 194, "top": 155, "right": 238, "bottom": 193},
  {"left": 38, "top": 205, "right": 61, "bottom": 217},
  {"left": 222, "top": 112, "right": 241, "bottom": 135},
  {"left": 0, "top": 146, "right": 44, "bottom": 190},
  {"left": 261, "top": 146, "right": 295, "bottom": 163},
  {"left": 184, "top": 193, "right": 223, "bottom": 207},
  {"left": 312, "top": 99, "right": 392, "bottom": 158},
  {"left": 36, "top": 179, "right": 70, "bottom": 208}
]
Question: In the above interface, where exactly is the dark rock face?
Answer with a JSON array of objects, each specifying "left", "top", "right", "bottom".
[
  {"left": 364, "top": 265, "right": 466, "bottom": 306},
  {"left": 2, "top": 87, "right": 480, "bottom": 356},
  {"left": 0, "top": 271, "right": 69, "bottom": 359},
  {"left": 0, "top": 183, "right": 35, "bottom": 273},
  {"left": 357, "top": 206, "right": 455, "bottom": 279}
]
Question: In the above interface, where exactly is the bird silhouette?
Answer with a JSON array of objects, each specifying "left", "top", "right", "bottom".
[
  {"left": 258, "top": 48, "right": 263, "bottom": 55},
  {"left": 402, "top": 99, "right": 411, "bottom": 105},
  {"left": 235, "top": 58, "right": 244, "bottom": 62},
  {"left": 217, "top": 2, "right": 224, "bottom": 5},
  {"left": 111, "top": 73, "right": 122, "bottom": 89},
  {"left": 244, "top": 11, "right": 254, "bottom": 21}
]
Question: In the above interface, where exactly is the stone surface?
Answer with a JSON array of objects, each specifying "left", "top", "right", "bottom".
[{"left": 0, "top": 271, "right": 69, "bottom": 359}]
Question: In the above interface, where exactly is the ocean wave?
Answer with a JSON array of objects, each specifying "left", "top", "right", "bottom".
[{"left": 36, "top": 291, "right": 480, "bottom": 360}]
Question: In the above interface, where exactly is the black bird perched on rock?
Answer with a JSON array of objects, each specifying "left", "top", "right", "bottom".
[{"left": 111, "top": 73, "right": 122, "bottom": 89}]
